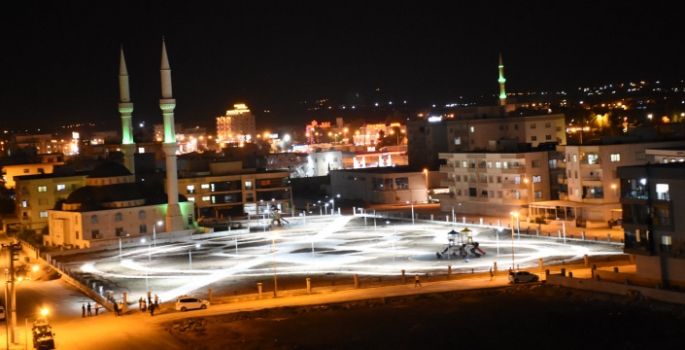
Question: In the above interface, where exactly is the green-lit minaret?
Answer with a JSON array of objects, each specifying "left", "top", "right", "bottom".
[
  {"left": 498, "top": 53, "right": 507, "bottom": 106},
  {"left": 159, "top": 37, "right": 184, "bottom": 232},
  {"left": 118, "top": 46, "right": 136, "bottom": 173}
]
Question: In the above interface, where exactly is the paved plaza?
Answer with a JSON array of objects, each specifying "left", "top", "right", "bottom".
[{"left": 53, "top": 214, "right": 625, "bottom": 304}]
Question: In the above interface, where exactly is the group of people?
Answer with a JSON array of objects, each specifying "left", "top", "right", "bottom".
[
  {"left": 81, "top": 302, "right": 99, "bottom": 317},
  {"left": 139, "top": 295, "right": 160, "bottom": 316}
]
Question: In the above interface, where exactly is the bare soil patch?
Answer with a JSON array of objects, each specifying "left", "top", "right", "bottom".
[{"left": 164, "top": 284, "right": 685, "bottom": 350}]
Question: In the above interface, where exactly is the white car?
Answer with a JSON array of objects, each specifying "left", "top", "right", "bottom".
[
  {"left": 508, "top": 270, "right": 540, "bottom": 284},
  {"left": 175, "top": 296, "right": 210, "bottom": 311}
]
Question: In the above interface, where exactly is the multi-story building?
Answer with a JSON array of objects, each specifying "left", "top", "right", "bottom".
[
  {"left": 618, "top": 162, "right": 685, "bottom": 288},
  {"left": 14, "top": 172, "right": 88, "bottom": 231},
  {"left": 216, "top": 104, "right": 256, "bottom": 144},
  {"left": 446, "top": 114, "right": 566, "bottom": 153},
  {"left": 556, "top": 140, "right": 685, "bottom": 222},
  {"left": 2, "top": 162, "right": 65, "bottom": 189},
  {"left": 329, "top": 166, "right": 429, "bottom": 204},
  {"left": 177, "top": 163, "right": 292, "bottom": 218},
  {"left": 438, "top": 150, "right": 554, "bottom": 218}
]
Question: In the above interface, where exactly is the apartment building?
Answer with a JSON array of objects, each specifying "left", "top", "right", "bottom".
[
  {"left": 618, "top": 162, "right": 685, "bottom": 288},
  {"left": 438, "top": 150, "right": 553, "bottom": 217},
  {"left": 329, "top": 166, "right": 429, "bottom": 204}
]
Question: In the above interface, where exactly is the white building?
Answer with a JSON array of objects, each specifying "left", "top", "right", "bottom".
[{"left": 330, "top": 166, "right": 429, "bottom": 204}]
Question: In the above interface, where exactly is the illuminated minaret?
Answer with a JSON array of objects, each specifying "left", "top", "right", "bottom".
[
  {"left": 498, "top": 53, "right": 507, "bottom": 106},
  {"left": 118, "top": 46, "right": 136, "bottom": 173},
  {"left": 159, "top": 38, "right": 184, "bottom": 231}
]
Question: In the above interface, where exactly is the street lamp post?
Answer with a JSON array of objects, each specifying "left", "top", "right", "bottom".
[
  {"left": 510, "top": 212, "right": 517, "bottom": 270},
  {"left": 423, "top": 169, "right": 429, "bottom": 203},
  {"left": 330, "top": 199, "right": 335, "bottom": 215},
  {"left": 271, "top": 232, "right": 278, "bottom": 298}
]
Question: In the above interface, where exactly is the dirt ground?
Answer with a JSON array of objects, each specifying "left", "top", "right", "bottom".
[{"left": 163, "top": 284, "right": 685, "bottom": 350}]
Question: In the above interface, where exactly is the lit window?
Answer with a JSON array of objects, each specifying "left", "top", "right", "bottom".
[
  {"left": 454, "top": 137, "right": 461, "bottom": 145},
  {"left": 187, "top": 185, "right": 196, "bottom": 194},
  {"left": 56, "top": 184, "right": 66, "bottom": 191},
  {"left": 656, "top": 184, "right": 669, "bottom": 200},
  {"left": 38, "top": 186, "right": 47, "bottom": 192},
  {"left": 138, "top": 147, "right": 145, "bottom": 153},
  {"left": 245, "top": 181, "right": 253, "bottom": 190},
  {"left": 39, "top": 211, "right": 48, "bottom": 218},
  {"left": 610, "top": 153, "right": 621, "bottom": 162},
  {"left": 202, "top": 196, "right": 210, "bottom": 201},
  {"left": 469, "top": 126, "right": 474, "bottom": 133},
  {"left": 22, "top": 200, "right": 27, "bottom": 208},
  {"left": 188, "top": 197, "right": 196, "bottom": 202},
  {"left": 201, "top": 184, "right": 210, "bottom": 189}
]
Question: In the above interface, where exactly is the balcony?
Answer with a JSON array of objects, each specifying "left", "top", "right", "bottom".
[
  {"left": 501, "top": 166, "right": 526, "bottom": 174},
  {"left": 557, "top": 175, "right": 567, "bottom": 184},
  {"left": 439, "top": 165, "right": 455, "bottom": 173},
  {"left": 558, "top": 161, "right": 566, "bottom": 168},
  {"left": 581, "top": 176, "right": 602, "bottom": 186}
]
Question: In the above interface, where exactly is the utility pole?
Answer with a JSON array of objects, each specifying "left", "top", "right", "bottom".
[{"left": 2, "top": 243, "right": 21, "bottom": 344}]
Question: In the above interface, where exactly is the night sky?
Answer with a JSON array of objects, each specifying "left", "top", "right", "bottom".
[{"left": 1, "top": 1, "right": 684, "bottom": 132}]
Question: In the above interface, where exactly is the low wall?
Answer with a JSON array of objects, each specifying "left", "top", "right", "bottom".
[{"left": 547, "top": 274, "right": 685, "bottom": 305}]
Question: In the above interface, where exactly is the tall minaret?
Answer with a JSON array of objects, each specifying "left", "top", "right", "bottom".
[
  {"left": 118, "top": 46, "right": 136, "bottom": 173},
  {"left": 498, "top": 53, "right": 507, "bottom": 106},
  {"left": 159, "top": 38, "right": 184, "bottom": 231}
]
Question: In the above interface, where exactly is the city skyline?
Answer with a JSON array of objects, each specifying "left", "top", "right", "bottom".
[{"left": 1, "top": 1, "right": 684, "bottom": 131}]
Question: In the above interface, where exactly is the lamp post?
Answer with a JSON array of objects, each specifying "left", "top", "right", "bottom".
[
  {"left": 271, "top": 231, "right": 278, "bottom": 298},
  {"left": 423, "top": 169, "right": 429, "bottom": 203},
  {"left": 510, "top": 212, "right": 517, "bottom": 270},
  {"left": 189, "top": 243, "right": 200, "bottom": 269},
  {"left": 330, "top": 199, "right": 335, "bottom": 215}
]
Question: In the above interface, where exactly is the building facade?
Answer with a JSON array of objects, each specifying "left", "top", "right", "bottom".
[
  {"left": 14, "top": 173, "right": 87, "bottom": 231},
  {"left": 329, "top": 167, "right": 428, "bottom": 204},
  {"left": 216, "top": 104, "right": 256, "bottom": 144},
  {"left": 618, "top": 162, "right": 685, "bottom": 288}
]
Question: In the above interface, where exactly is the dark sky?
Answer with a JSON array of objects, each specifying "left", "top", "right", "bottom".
[{"left": 1, "top": 1, "right": 684, "bottom": 132}]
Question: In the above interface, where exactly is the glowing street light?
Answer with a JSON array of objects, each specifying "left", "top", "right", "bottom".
[{"left": 510, "top": 212, "right": 519, "bottom": 270}]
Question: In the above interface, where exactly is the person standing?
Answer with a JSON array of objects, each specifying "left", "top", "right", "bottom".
[
  {"left": 489, "top": 268, "right": 494, "bottom": 281},
  {"left": 94, "top": 302, "right": 99, "bottom": 316},
  {"left": 87, "top": 302, "right": 92, "bottom": 316},
  {"left": 414, "top": 274, "right": 421, "bottom": 287},
  {"left": 149, "top": 303, "right": 155, "bottom": 317},
  {"left": 82, "top": 304, "right": 86, "bottom": 317},
  {"left": 142, "top": 299, "right": 147, "bottom": 312},
  {"left": 154, "top": 294, "right": 159, "bottom": 307}
]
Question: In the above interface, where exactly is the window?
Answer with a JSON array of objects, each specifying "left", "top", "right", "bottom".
[
  {"left": 610, "top": 153, "right": 621, "bottom": 162},
  {"left": 656, "top": 184, "right": 669, "bottom": 200},
  {"left": 530, "top": 123, "right": 536, "bottom": 129},
  {"left": 92, "top": 230, "right": 99, "bottom": 239},
  {"left": 245, "top": 181, "right": 253, "bottom": 190},
  {"left": 395, "top": 177, "right": 409, "bottom": 189},
  {"left": 532, "top": 160, "right": 541, "bottom": 168},
  {"left": 188, "top": 197, "right": 196, "bottom": 202},
  {"left": 469, "top": 126, "right": 474, "bottom": 133},
  {"left": 56, "top": 184, "right": 66, "bottom": 191},
  {"left": 462, "top": 161, "right": 468, "bottom": 168},
  {"left": 91, "top": 215, "right": 98, "bottom": 224},
  {"left": 246, "top": 193, "right": 254, "bottom": 202},
  {"left": 572, "top": 154, "right": 577, "bottom": 162},
  {"left": 76, "top": 231, "right": 79, "bottom": 239},
  {"left": 187, "top": 185, "right": 196, "bottom": 194},
  {"left": 514, "top": 124, "right": 518, "bottom": 130},
  {"left": 138, "top": 147, "right": 145, "bottom": 153},
  {"left": 487, "top": 162, "right": 492, "bottom": 168},
  {"left": 139, "top": 210, "right": 146, "bottom": 219},
  {"left": 116, "top": 227, "right": 124, "bottom": 237},
  {"left": 661, "top": 236, "right": 672, "bottom": 253},
  {"left": 22, "top": 200, "right": 27, "bottom": 208},
  {"left": 115, "top": 213, "right": 123, "bottom": 221},
  {"left": 545, "top": 122, "right": 551, "bottom": 128},
  {"left": 201, "top": 183, "right": 210, "bottom": 189},
  {"left": 531, "top": 136, "right": 537, "bottom": 141},
  {"left": 454, "top": 137, "right": 461, "bottom": 145},
  {"left": 202, "top": 196, "right": 211, "bottom": 201},
  {"left": 140, "top": 225, "right": 147, "bottom": 234},
  {"left": 545, "top": 134, "right": 552, "bottom": 140},
  {"left": 636, "top": 152, "right": 645, "bottom": 160},
  {"left": 39, "top": 211, "right": 48, "bottom": 218},
  {"left": 38, "top": 186, "right": 47, "bottom": 192},
  {"left": 495, "top": 162, "right": 501, "bottom": 169}
]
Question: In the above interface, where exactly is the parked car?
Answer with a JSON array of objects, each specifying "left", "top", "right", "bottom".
[
  {"left": 508, "top": 270, "right": 540, "bottom": 283},
  {"left": 175, "top": 296, "right": 210, "bottom": 311}
]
